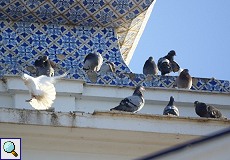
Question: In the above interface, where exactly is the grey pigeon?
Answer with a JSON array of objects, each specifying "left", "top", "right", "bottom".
[
  {"left": 100, "top": 61, "right": 116, "bottom": 73},
  {"left": 35, "top": 56, "right": 55, "bottom": 77},
  {"left": 194, "top": 101, "right": 224, "bottom": 118},
  {"left": 175, "top": 69, "right": 192, "bottom": 89},
  {"left": 83, "top": 53, "right": 103, "bottom": 72},
  {"left": 157, "top": 50, "right": 180, "bottom": 75},
  {"left": 163, "top": 96, "right": 179, "bottom": 116},
  {"left": 110, "top": 86, "right": 145, "bottom": 113},
  {"left": 143, "top": 56, "right": 158, "bottom": 75}
]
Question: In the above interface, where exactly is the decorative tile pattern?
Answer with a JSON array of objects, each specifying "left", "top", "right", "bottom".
[
  {"left": 0, "top": 20, "right": 131, "bottom": 78},
  {"left": 0, "top": 1, "right": 229, "bottom": 93},
  {"left": 89, "top": 73, "right": 230, "bottom": 93},
  {"left": 0, "top": 0, "right": 155, "bottom": 62}
]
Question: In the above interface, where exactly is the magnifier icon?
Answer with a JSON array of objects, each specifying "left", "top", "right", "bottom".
[{"left": 3, "top": 141, "right": 18, "bottom": 157}]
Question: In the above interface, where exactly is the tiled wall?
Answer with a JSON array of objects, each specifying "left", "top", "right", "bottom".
[
  {"left": 0, "top": 20, "right": 131, "bottom": 78},
  {"left": 0, "top": 0, "right": 155, "bottom": 63},
  {"left": 93, "top": 73, "right": 230, "bottom": 93},
  {"left": 0, "top": 0, "right": 229, "bottom": 93}
]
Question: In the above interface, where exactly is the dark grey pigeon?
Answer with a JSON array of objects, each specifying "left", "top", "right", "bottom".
[
  {"left": 100, "top": 61, "right": 116, "bottom": 73},
  {"left": 175, "top": 69, "right": 192, "bottom": 89},
  {"left": 83, "top": 53, "right": 103, "bottom": 72},
  {"left": 157, "top": 50, "right": 180, "bottom": 75},
  {"left": 43, "top": 56, "right": 55, "bottom": 77},
  {"left": 164, "top": 50, "right": 176, "bottom": 62},
  {"left": 194, "top": 101, "right": 224, "bottom": 118},
  {"left": 35, "top": 56, "right": 54, "bottom": 77},
  {"left": 157, "top": 58, "right": 171, "bottom": 75},
  {"left": 163, "top": 96, "right": 179, "bottom": 116},
  {"left": 143, "top": 56, "right": 158, "bottom": 75},
  {"left": 110, "top": 86, "right": 145, "bottom": 113}
]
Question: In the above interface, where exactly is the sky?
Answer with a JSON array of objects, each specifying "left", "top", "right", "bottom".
[{"left": 129, "top": 0, "right": 230, "bottom": 81}]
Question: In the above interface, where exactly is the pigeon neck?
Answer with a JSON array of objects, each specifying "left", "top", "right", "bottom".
[
  {"left": 165, "top": 55, "right": 174, "bottom": 62},
  {"left": 168, "top": 98, "right": 174, "bottom": 106},
  {"left": 180, "top": 72, "right": 191, "bottom": 79},
  {"left": 133, "top": 90, "right": 143, "bottom": 97},
  {"left": 44, "top": 60, "right": 51, "bottom": 67}
]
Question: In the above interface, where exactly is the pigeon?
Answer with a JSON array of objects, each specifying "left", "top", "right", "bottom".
[
  {"left": 42, "top": 56, "right": 55, "bottom": 77},
  {"left": 164, "top": 50, "right": 176, "bottom": 62},
  {"left": 175, "top": 69, "right": 192, "bottom": 89},
  {"left": 35, "top": 56, "right": 55, "bottom": 77},
  {"left": 163, "top": 96, "right": 179, "bottom": 116},
  {"left": 143, "top": 56, "right": 158, "bottom": 75},
  {"left": 21, "top": 73, "right": 67, "bottom": 110},
  {"left": 100, "top": 61, "right": 116, "bottom": 73},
  {"left": 157, "top": 50, "right": 180, "bottom": 75},
  {"left": 110, "top": 86, "right": 145, "bottom": 113},
  {"left": 194, "top": 101, "right": 224, "bottom": 118},
  {"left": 83, "top": 53, "right": 103, "bottom": 72},
  {"left": 157, "top": 58, "right": 171, "bottom": 76}
]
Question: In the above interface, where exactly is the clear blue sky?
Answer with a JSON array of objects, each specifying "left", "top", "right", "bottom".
[{"left": 129, "top": 1, "right": 230, "bottom": 81}]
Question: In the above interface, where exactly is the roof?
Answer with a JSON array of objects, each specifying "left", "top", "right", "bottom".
[{"left": 137, "top": 127, "right": 230, "bottom": 160}]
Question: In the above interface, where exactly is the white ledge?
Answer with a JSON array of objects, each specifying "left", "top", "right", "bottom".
[
  {"left": 1, "top": 75, "right": 230, "bottom": 117},
  {"left": 0, "top": 108, "right": 229, "bottom": 136}
]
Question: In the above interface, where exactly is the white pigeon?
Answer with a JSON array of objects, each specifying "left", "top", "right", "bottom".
[{"left": 21, "top": 73, "right": 67, "bottom": 110}]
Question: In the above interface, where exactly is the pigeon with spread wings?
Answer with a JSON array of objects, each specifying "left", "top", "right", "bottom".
[
  {"left": 22, "top": 73, "right": 67, "bottom": 110},
  {"left": 158, "top": 50, "right": 180, "bottom": 75}
]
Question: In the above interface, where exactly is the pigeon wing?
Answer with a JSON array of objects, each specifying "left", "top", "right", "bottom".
[
  {"left": 171, "top": 61, "right": 180, "bottom": 72},
  {"left": 126, "top": 95, "right": 144, "bottom": 112},
  {"left": 163, "top": 106, "right": 179, "bottom": 116},
  {"left": 208, "top": 105, "right": 222, "bottom": 118},
  {"left": 36, "top": 73, "right": 66, "bottom": 85},
  {"left": 24, "top": 74, "right": 66, "bottom": 110},
  {"left": 26, "top": 66, "right": 36, "bottom": 74},
  {"left": 111, "top": 95, "right": 144, "bottom": 112}
]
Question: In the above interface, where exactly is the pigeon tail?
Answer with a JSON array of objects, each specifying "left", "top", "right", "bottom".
[
  {"left": 28, "top": 81, "right": 56, "bottom": 110},
  {"left": 22, "top": 73, "right": 66, "bottom": 110}
]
